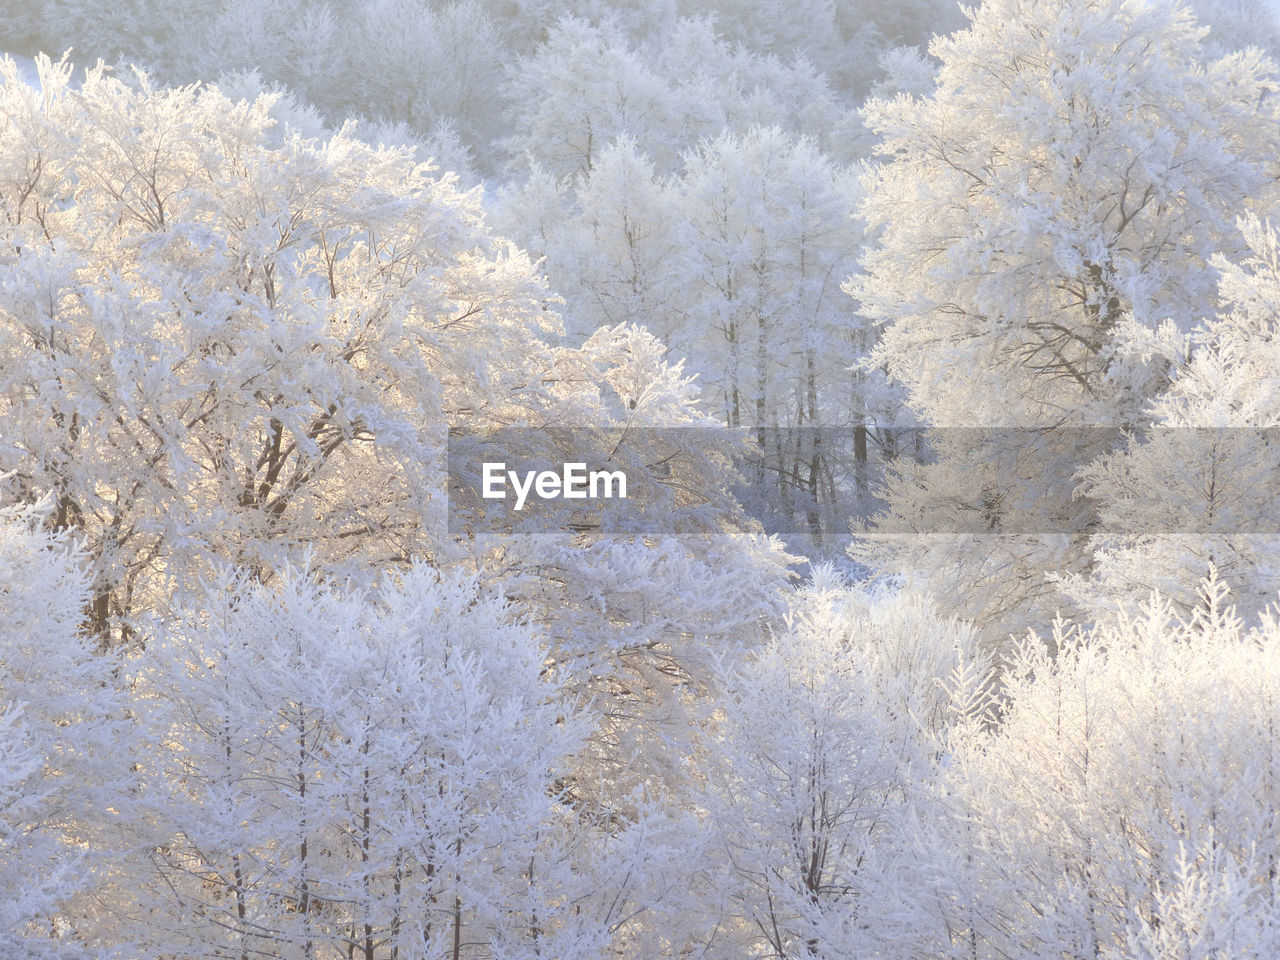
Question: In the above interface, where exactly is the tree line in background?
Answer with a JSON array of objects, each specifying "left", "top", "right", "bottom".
[{"left": 5, "top": 0, "right": 1280, "bottom": 956}]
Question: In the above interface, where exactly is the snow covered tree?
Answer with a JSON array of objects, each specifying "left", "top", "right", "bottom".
[
  {"left": 0, "top": 500, "right": 127, "bottom": 956},
  {"left": 131, "top": 564, "right": 606, "bottom": 959},
  {"left": 663, "top": 127, "right": 872, "bottom": 542},
  {"left": 510, "top": 135, "right": 690, "bottom": 339},
  {"left": 0, "top": 55, "right": 576, "bottom": 642},
  {"left": 1121, "top": 838, "right": 1280, "bottom": 960},
  {"left": 499, "top": 13, "right": 864, "bottom": 185},
  {"left": 0, "top": 0, "right": 509, "bottom": 176},
  {"left": 1070, "top": 215, "right": 1280, "bottom": 622},
  {"left": 273, "top": 0, "right": 507, "bottom": 165},
  {"left": 662, "top": 0, "right": 964, "bottom": 103},
  {"left": 930, "top": 574, "right": 1280, "bottom": 959},
  {"left": 855, "top": 0, "right": 1280, "bottom": 424},
  {"left": 503, "top": 17, "right": 682, "bottom": 179},
  {"left": 0, "top": 708, "right": 83, "bottom": 960},
  {"left": 848, "top": 0, "right": 1280, "bottom": 639},
  {"left": 676, "top": 128, "right": 861, "bottom": 430},
  {"left": 462, "top": 320, "right": 797, "bottom": 802},
  {"left": 699, "top": 570, "right": 982, "bottom": 959},
  {"left": 647, "top": 17, "right": 864, "bottom": 163},
  {"left": 1188, "top": 0, "right": 1280, "bottom": 58},
  {"left": 496, "top": 106, "right": 892, "bottom": 552}
]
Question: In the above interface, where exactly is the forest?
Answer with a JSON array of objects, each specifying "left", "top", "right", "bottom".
[{"left": 3, "top": 0, "right": 1280, "bottom": 957}]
